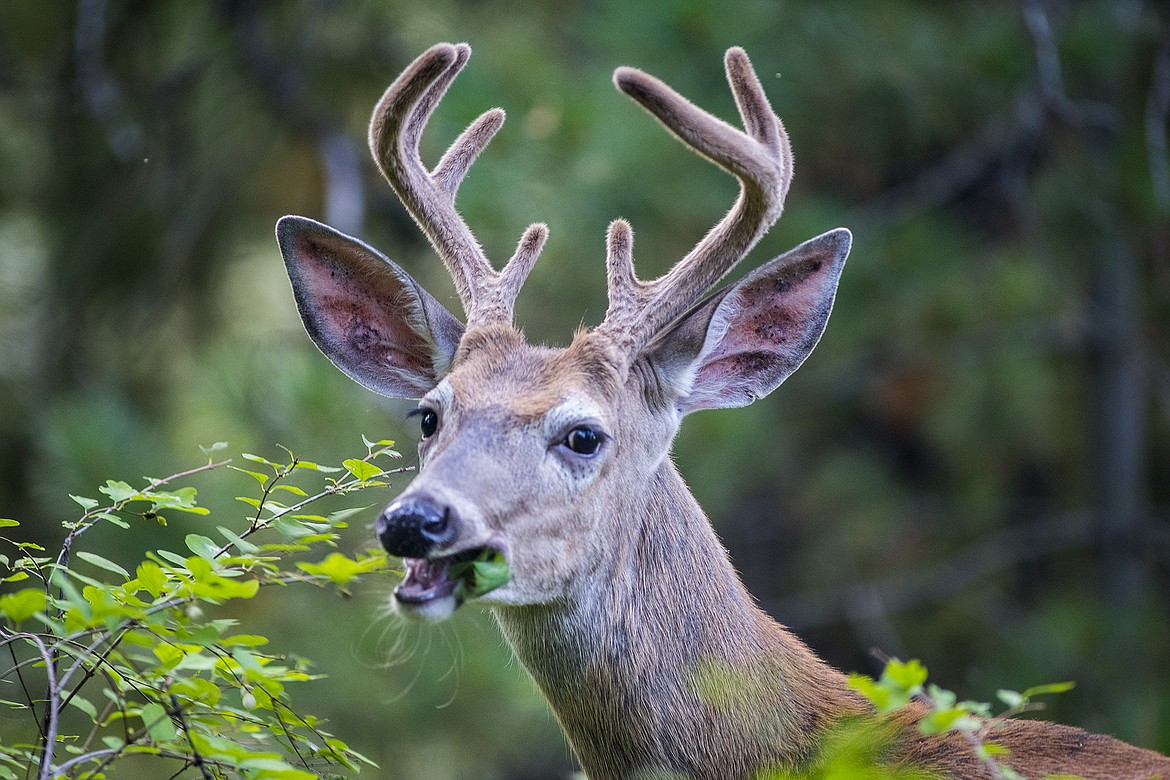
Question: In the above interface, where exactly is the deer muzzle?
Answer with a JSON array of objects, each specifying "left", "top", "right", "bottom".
[{"left": 377, "top": 495, "right": 459, "bottom": 558}]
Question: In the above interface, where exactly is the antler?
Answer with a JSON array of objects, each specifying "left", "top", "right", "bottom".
[
  {"left": 368, "top": 43, "right": 546, "bottom": 327},
  {"left": 596, "top": 47, "right": 793, "bottom": 357}
]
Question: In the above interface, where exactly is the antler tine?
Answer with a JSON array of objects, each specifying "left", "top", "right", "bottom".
[
  {"left": 598, "top": 47, "right": 793, "bottom": 357},
  {"left": 368, "top": 43, "right": 543, "bottom": 326}
]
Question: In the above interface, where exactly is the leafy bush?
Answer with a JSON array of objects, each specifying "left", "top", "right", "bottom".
[
  {"left": 845, "top": 658, "right": 1075, "bottom": 780},
  {"left": 0, "top": 439, "right": 405, "bottom": 779}
]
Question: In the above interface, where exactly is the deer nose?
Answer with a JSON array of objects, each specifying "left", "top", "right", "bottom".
[{"left": 376, "top": 496, "right": 458, "bottom": 558}]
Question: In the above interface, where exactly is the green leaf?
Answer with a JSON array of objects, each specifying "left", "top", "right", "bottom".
[
  {"left": 272, "top": 484, "right": 308, "bottom": 496},
  {"left": 168, "top": 676, "right": 222, "bottom": 707},
  {"left": 98, "top": 480, "right": 138, "bottom": 503},
  {"left": 154, "top": 549, "right": 189, "bottom": 567},
  {"left": 0, "top": 588, "right": 47, "bottom": 623},
  {"left": 846, "top": 673, "right": 890, "bottom": 710},
  {"left": 342, "top": 458, "right": 382, "bottom": 482},
  {"left": 468, "top": 557, "right": 509, "bottom": 596},
  {"left": 327, "top": 506, "right": 369, "bottom": 524},
  {"left": 139, "top": 702, "right": 178, "bottom": 743},
  {"left": 68, "top": 495, "right": 99, "bottom": 511},
  {"left": 292, "top": 460, "right": 342, "bottom": 473},
  {"left": 919, "top": 706, "right": 976, "bottom": 735},
  {"left": 154, "top": 644, "right": 184, "bottom": 668},
  {"left": 0, "top": 519, "right": 20, "bottom": 528},
  {"left": 199, "top": 441, "right": 229, "bottom": 457},
  {"left": 170, "top": 504, "right": 211, "bottom": 515},
  {"left": 363, "top": 434, "right": 396, "bottom": 449},
  {"left": 997, "top": 689, "right": 1024, "bottom": 709},
  {"left": 450, "top": 548, "right": 510, "bottom": 599},
  {"left": 272, "top": 517, "right": 311, "bottom": 540},
  {"left": 230, "top": 466, "right": 270, "bottom": 486},
  {"left": 186, "top": 555, "right": 213, "bottom": 578},
  {"left": 75, "top": 551, "right": 130, "bottom": 579},
  {"left": 297, "top": 553, "right": 385, "bottom": 585},
  {"left": 66, "top": 694, "right": 98, "bottom": 721},
  {"left": 164, "top": 486, "right": 199, "bottom": 506},
  {"left": 185, "top": 534, "right": 221, "bottom": 560},
  {"left": 217, "top": 526, "right": 259, "bottom": 554},
  {"left": 1020, "top": 681, "right": 1075, "bottom": 699},
  {"left": 135, "top": 561, "right": 168, "bottom": 599},
  {"left": 237, "top": 759, "right": 315, "bottom": 780},
  {"left": 883, "top": 658, "right": 928, "bottom": 692}
]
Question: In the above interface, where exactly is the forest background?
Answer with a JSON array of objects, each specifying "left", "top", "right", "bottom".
[{"left": 1, "top": 1, "right": 1168, "bottom": 777}]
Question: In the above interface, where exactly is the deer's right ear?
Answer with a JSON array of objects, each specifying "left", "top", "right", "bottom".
[{"left": 276, "top": 216, "right": 464, "bottom": 398}]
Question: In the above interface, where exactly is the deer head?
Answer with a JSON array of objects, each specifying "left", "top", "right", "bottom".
[{"left": 277, "top": 42, "right": 848, "bottom": 624}]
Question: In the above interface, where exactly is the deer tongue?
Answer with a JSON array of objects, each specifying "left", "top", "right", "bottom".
[{"left": 396, "top": 557, "right": 457, "bottom": 604}]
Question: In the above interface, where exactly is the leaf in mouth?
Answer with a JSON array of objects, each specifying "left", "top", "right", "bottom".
[{"left": 450, "top": 548, "right": 509, "bottom": 600}]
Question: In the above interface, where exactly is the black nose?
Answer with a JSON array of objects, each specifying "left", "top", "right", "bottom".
[{"left": 376, "top": 496, "right": 458, "bottom": 558}]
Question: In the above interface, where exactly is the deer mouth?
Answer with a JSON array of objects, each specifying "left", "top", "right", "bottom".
[{"left": 394, "top": 546, "right": 509, "bottom": 609}]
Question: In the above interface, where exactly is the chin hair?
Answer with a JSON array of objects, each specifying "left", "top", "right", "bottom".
[{"left": 394, "top": 594, "right": 460, "bottom": 623}]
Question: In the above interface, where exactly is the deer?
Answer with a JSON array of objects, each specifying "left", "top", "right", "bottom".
[{"left": 275, "top": 42, "right": 1170, "bottom": 780}]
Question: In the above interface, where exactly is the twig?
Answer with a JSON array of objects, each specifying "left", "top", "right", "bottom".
[
  {"left": 65, "top": 746, "right": 241, "bottom": 777},
  {"left": 4, "top": 636, "right": 45, "bottom": 743},
  {"left": 169, "top": 694, "right": 214, "bottom": 780},
  {"left": 58, "top": 624, "right": 133, "bottom": 710},
  {"left": 27, "top": 634, "right": 58, "bottom": 779},
  {"left": 51, "top": 748, "right": 122, "bottom": 777},
  {"left": 146, "top": 458, "right": 235, "bottom": 491},
  {"left": 273, "top": 704, "right": 308, "bottom": 768},
  {"left": 212, "top": 457, "right": 412, "bottom": 558},
  {"left": 55, "top": 457, "right": 232, "bottom": 574}
]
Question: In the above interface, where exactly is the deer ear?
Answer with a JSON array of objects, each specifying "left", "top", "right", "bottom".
[
  {"left": 646, "top": 228, "right": 850, "bottom": 414},
  {"left": 276, "top": 216, "right": 464, "bottom": 398}
]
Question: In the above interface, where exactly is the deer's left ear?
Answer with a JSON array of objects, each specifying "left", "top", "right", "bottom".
[{"left": 646, "top": 228, "right": 850, "bottom": 414}]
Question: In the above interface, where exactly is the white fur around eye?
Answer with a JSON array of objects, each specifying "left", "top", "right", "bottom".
[
  {"left": 422, "top": 379, "right": 454, "bottom": 411},
  {"left": 543, "top": 399, "right": 609, "bottom": 483}
]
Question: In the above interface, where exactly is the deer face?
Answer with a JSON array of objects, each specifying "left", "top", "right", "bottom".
[
  {"left": 276, "top": 42, "right": 848, "bottom": 622},
  {"left": 381, "top": 331, "right": 635, "bottom": 621}
]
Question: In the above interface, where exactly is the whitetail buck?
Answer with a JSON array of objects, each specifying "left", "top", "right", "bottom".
[{"left": 277, "top": 43, "right": 1170, "bottom": 780}]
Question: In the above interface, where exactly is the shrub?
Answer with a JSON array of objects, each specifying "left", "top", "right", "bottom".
[{"left": 0, "top": 439, "right": 404, "bottom": 779}]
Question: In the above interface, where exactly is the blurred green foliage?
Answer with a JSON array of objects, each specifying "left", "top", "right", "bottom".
[{"left": 1, "top": 1, "right": 1168, "bottom": 778}]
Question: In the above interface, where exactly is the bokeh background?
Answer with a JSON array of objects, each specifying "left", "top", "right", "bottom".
[{"left": 2, "top": 1, "right": 1168, "bottom": 777}]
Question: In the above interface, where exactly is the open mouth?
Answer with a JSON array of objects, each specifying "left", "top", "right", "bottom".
[{"left": 394, "top": 546, "right": 509, "bottom": 607}]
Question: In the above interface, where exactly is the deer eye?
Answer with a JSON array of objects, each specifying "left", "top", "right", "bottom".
[
  {"left": 418, "top": 409, "right": 439, "bottom": 438},
  {"left": 564, "top": 426, "right": 603, "bottom": 456}
]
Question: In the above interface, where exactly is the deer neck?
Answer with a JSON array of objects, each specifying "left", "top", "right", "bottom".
[{"left": 492, "top": 461, "right": 866, "bottom": 780}]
